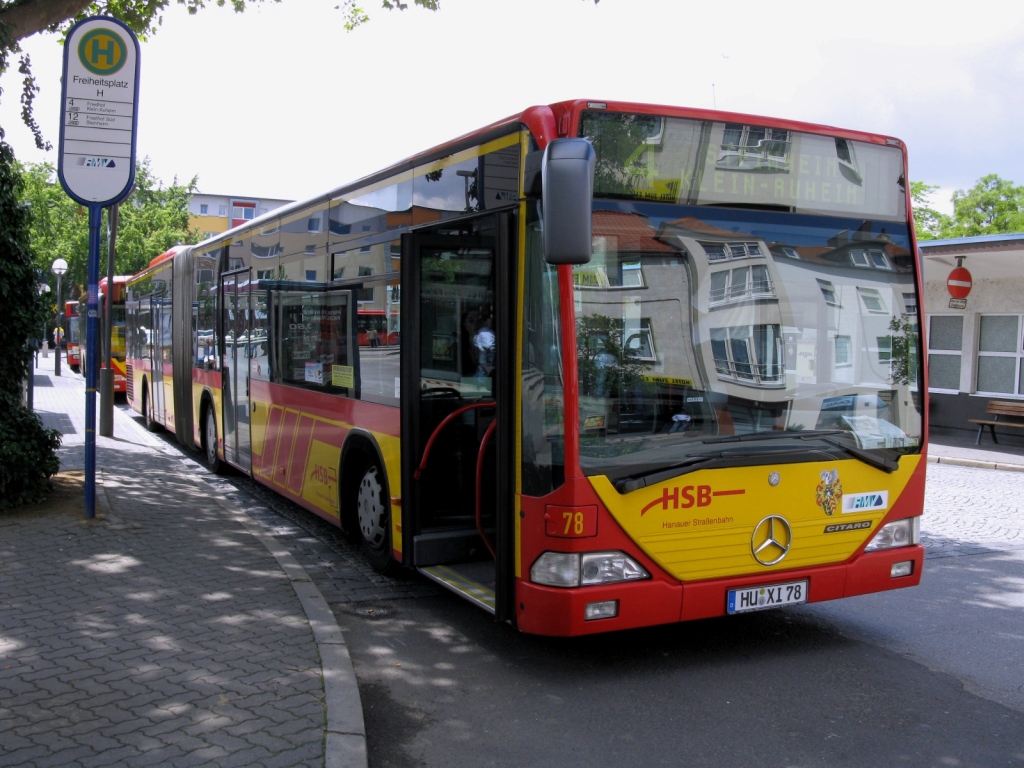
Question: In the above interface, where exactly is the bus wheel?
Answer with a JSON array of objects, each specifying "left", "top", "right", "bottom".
[
  {"left": 142, "top": 384, "right": 158, "bottom": 432},
  {"left": 202, "top": 405, "right": 222, "bottom": 474},
  {"left": 357, "top": 462, "right": 393, "bottom": 573}
]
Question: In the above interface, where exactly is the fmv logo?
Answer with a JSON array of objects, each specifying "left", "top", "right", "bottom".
[
  {"left": 76, "top": 157, "right": 117, "bottom": 168},
  {"left": 841, "top": 490, "right": 888, "bottom": 514}
]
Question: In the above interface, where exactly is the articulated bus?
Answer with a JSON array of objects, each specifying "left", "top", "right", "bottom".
[
  {"left": 125, "top": 100, "right": 926, "bottom": 636},
  {"left": 65, "top": 300, "right": 81, "bottom": 372},
  {"left": 82, "top": 276, "right": 129, "bottom": 394}
]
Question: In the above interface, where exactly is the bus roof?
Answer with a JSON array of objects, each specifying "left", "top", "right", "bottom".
[{"left": 183, "top": 99, "right": 906, "bottom": 255}]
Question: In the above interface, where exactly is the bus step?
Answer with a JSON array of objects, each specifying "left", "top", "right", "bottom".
[{"left": 418, "top": 562, "right": 496, "bottom": 614}]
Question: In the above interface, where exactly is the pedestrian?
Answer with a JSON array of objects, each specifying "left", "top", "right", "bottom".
[{"left": 473, "top": 316, "right": 495, "bottom": 377}]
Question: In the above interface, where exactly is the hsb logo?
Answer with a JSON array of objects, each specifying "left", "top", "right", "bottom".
[
  {"left": 640, "top": 484, "right": 746, "bottom": 516},
  {"left": 309, "top": 464, "right": 336, "bottom": 485}
]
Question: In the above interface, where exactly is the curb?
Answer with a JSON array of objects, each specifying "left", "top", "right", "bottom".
[{"left": 927, "top": 455, "right": 1024, "bottom": 472}]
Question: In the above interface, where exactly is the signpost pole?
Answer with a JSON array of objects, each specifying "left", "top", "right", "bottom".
[
  {"left": 57, "top": 15, "right": 140, "bottom": 521},
  {"left": 85, "top": 205, "right": 102, "bottom": 519}
]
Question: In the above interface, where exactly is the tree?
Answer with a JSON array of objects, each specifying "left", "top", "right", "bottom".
[
  {"left": 18, "top": 157, "right": 198, "bottom": 304},
  {"left": 0, "top": 133, "right": 61, "bottom": 509},
  {"left": 909, "top": 180, "right": 950, "bottom": 241},
  {"left": 945, "top": 174, "right": 1024, "bottom": 237}
]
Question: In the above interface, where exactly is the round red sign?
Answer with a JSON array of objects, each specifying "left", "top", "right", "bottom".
[{"left": 947, "top": 266, "right": 972, "bottom": 299}]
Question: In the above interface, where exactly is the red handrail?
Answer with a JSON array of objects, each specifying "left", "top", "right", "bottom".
[
  {"left": 475, "top": 419, "right": 498, "bottom": 560},
  {"left": 413, "top": 400, "right": 496, "bottom": 481}
]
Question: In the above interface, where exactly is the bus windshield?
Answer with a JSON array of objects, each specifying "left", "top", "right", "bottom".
[
  {"left": 552, "top": 113, "right": 921, "bottom": 485},
  {"left": 572, "top": 201, "right": 921, "bottom": 485}
]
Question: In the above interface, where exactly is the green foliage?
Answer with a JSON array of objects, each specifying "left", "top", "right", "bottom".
[
  {"left": 946, "top": 174, "right": 1024, "bottom": 237},
  {"left": 909, "top": 180, "right": 950, "bottom": 241},
  {"left": 888, "top": 315, "right": 919, "bottom": 387},
  {"left": 582, "top": 112, "right": 660, "bottom": 198},
  {"left": 18, "top": 157, "right": 198, "bottom": 301},
  {"left": 0, "top": 133, "right": 49, "bottom": 400},
  {"left": 0, "top": 402, "right": 61, "bottom": 509},
  {"left": 912, "top": 175, "right": 1024, "bottom": 241},
  {"left": 576, "top": 314, "right": 647, "bottom": 398},
  {"left": 0, "top": 131, "right": 61, "bottom": 507}
]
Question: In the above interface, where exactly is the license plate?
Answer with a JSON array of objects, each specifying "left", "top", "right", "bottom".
[{"left": 727, "top": 580, "right": 808, "bottom": 614}]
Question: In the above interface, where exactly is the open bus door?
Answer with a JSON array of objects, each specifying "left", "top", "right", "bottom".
[{"left": 400, "top": 213, "right": 515, "bottom": 624}]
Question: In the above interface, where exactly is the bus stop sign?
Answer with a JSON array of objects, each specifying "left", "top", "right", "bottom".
[{"left": 58, "top": 16, "right": 140, "bottom": 206}]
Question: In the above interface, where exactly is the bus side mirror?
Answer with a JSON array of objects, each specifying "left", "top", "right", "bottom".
[{"left": 541, "top": 138, "right": 595, "bottom": 265}]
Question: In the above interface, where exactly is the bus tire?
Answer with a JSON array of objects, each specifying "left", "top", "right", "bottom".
[
  {"left": 356, "top": 460, "right": 395, "bottom": 573},
  {"left": 202, "top": 403, "right": 223, "bottom": 474},
  {"left": 142, "top": 383, "right": 158, "bottom": 432}
]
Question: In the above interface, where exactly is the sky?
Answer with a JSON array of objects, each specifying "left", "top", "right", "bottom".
[{"left": 4, "top": 0, "right": 1024, "bottom": 215}]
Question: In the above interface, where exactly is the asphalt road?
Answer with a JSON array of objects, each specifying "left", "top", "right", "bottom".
[{"left": 140, "top": 413, "right": 1024, "bottom": 767}]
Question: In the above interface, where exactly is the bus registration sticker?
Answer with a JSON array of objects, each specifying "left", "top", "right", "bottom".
[{"left": 727, "top": 580, "right": 807, "bottom": 614}]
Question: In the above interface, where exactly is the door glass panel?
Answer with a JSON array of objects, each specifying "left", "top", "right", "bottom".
[
  {"left": 418, "top": 246, "right": 495, "bottom": 398},
  {"left": 222, "top": 273, "right": 238, "bottom": 461}
]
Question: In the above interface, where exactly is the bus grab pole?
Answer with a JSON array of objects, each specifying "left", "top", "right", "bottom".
[{"left": 84, "top": 204, "right": 101, "bottom": 520}]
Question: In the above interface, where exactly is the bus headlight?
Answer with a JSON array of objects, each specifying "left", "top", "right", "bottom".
[
  {"left": 530, "top": 551, "right": 649, "bottom": 588},
  {"left": 864, "top": 517, "right": 920, "bottom": 552}
]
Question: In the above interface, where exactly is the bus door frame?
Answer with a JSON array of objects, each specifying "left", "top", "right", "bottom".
[
  {"left": 400, "top": 211, "right": 515, "bottom": 623},
  {"left": 221, "top": 267, "right": 253, "bottom": 473}
]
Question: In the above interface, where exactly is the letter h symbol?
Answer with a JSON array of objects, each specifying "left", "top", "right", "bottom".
[{"left": 89, "top": 36, "right": 116, "bottom": 66}]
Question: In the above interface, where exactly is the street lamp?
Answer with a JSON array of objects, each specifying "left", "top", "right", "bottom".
[
  {"left": 51, "top": 258, "right": 68, "bottom": 376},
  {"left": 38, "top": 284, "right": 51, "bottom": 362}
]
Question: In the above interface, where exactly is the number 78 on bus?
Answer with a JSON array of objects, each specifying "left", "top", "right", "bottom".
[{"left": 125, "top": 99, "right": 925, "bottom": 636}]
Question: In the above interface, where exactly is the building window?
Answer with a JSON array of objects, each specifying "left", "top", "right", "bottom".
[
  {"left": 620, "top": 262, "right": 644, "bottom": 288},
  {"left": 307, "top": 217, "right": 321, "bottom": 233},
  {"left": 876, "top": 336, "right": 892, "bottom": 364},
  {"left": 710, "top": 265, "right": 774, "bottom": 304},
  {"left": 710, "top": 324, "right": 783, "bottom": 386},
  {"left": 357, "top": 266, "right": 374, "bottom": 302},
  {"left": 848, "top": 248, "right": 890, "bottom": 269},
  {"left": 218, "top": 205, "right": 227, "bottom": 217},
  {"left": 977, "top": 314, "right": 1023, "bottom": 395},
  {"left": 902, "top": 292, "right": 917, "bottom": 316},
  {"left": 928, "top": 314, "right": 963, "bottom": 391},
  {"left": 718, "top": 125, "right": 790, "bottom": 170},
  {"left": 835, "top": 335, "right": 852, "bottom": 367},
  {"left": 199, "top": 204, "right": 208, "bottom": 215},
  {"left": 626, "top": 319, "right": 656, "bottom": 362},
  {"left": 818, "top": 279, "right": 840, "bottom": 306},
  {"left": 701, "top": 241, "right": 762, "bottom": 262},
  {"left": 858, "top": 287, "right": 886, "bottom": 313}
]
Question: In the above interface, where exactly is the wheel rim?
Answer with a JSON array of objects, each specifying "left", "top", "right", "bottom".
[
  {"left": 205, "top": 410, "right": 217, "bottom": 464},
  {"left": 357, "top": 466, "right": 386, "bottom": 549}
]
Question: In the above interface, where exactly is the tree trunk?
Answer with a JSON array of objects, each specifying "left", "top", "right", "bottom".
[{"left": 0, "top": 0, "right": 94, "bottom": 44}]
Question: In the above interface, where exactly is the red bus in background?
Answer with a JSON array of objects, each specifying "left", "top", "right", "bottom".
[
  {"left": 357, "top": 309, "right": 399, "bottom": 346},
  {"left": 81, "top": 276, "right": 129, "bottom": 395},
  {"left": 65, "top": 300, "right": 81, "bottom": 372},
  {"left": 124, "top": 100, "right": 926, "bottom": 637}
]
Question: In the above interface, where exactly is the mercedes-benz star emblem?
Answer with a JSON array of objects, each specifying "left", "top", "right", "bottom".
[{"left": 751, "top": 515, "right": 793, "bottom": 566}]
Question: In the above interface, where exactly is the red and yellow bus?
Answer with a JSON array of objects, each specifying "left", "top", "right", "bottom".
[
  {"left": 126, "top": 100, "right": 926, "bottom": 636},
  {"left": 82, "top": 276, "right": 129, "bottom": 394},
  {"left": 65, "top": 300, "right": 81, "bottom": 372}
]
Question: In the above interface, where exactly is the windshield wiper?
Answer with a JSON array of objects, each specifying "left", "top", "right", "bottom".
[
  {"left": 813, "top": 435, "right": 899, "bottom": 473},
  {"left": 614, "top": 455, "right": 722, "bottom": 493},
  {"left": 704, "top": 429, "right": 899, "bottom": 472},
  {"left": 700, "top": 429, "right": 847, "bottom": 445},
  {"left": 613, "top": 430, "right": 898, "bottom": 493}
]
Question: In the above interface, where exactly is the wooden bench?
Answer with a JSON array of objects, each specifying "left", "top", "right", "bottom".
[{"left": 968, "top": 400, "right": 1024, "bottom": 445}]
